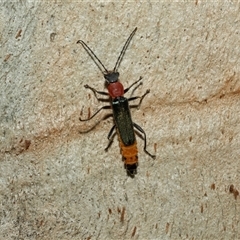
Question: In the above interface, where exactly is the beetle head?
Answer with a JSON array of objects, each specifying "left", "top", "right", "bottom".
[{"left": 104, "top": 71, "right": 119, "bottom": 83}]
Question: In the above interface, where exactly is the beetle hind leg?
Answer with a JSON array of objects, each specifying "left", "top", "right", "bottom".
[
  {"left": 133, "top": 123, "right": 156, "bottom": 159},
  {"left": 105, "top": 125, "right": 116, "bottom": 152}
]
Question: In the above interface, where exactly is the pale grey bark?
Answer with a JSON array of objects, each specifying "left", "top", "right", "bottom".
[{"left": 1, "top": 2, "right": 240, "bottom": 239}]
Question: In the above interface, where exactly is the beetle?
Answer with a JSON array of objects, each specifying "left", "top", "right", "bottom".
[{"left": 77, "top": 27, "right": 155, "bottom": 177}]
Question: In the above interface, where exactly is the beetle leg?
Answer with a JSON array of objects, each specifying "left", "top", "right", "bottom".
[
  {"left": 84, "top": 84, "right": 109, "bottom": 100},
  {"left": 133, "top": 123, "right": 156, "bottom": 159},
  {"left": 124, "top": 76, "right": 143, "bottom": 94},
  {"left": 128, "top": 89, "right": 150, "bottom": 109},
  {"left": 80, "top": 105, "right": 111, "bottom": 121},
  {"left": 105, "top": 125, "right": 116, "bottom": 151}
]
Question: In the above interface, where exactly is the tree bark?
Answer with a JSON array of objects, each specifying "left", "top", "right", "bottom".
[{"left": 1, "top": 2, "right": 240, "bottom": 239}]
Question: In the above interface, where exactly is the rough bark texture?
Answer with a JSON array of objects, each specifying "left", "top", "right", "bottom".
[{"left": 1, "top": 2, "right": 240, "bottom": 239}]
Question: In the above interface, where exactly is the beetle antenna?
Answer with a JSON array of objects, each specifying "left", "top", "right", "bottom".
[
  {"left": 113, "top": 27, "right": 137, "bottom": 72},
  {"left": 77, "top": 39, "right": 108, "bottom": 75}
]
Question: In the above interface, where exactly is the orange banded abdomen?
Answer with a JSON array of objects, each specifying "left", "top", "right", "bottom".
[{"left": 118, "top": 139, "right": 138, "bottom": 166}]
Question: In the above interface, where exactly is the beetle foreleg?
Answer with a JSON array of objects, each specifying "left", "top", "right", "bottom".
[
  {"left": 84, "top": 84, "right": 109, "bottom": 100},
  {"left": 124, "top": 76, "right": 143, "bottom": 94}
]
